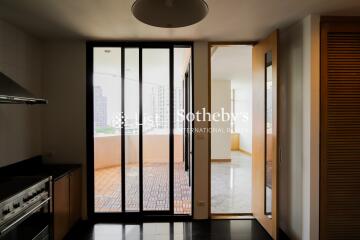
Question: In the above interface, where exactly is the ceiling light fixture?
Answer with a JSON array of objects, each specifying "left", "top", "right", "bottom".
[{"left": 131, "top": 0, "right": 208, "bottom": 28}]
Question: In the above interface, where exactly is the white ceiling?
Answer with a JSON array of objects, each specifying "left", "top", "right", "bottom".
[
  {"left": 0, "top": 0, "right": 360, "bottom": 40},
  {"left": 211, "top": 45, "right": 252, "bottom": 83}
]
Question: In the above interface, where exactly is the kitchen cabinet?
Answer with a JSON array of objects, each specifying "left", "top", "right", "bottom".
[
  {"left": 53, "top": 167, "right": 81, "bottom": 240},
  {"left": 53, "top": 174, "right": 70, "bottom": 240},
  {"left": 69, "top": 168, "right": 82, "bottom": 227}
]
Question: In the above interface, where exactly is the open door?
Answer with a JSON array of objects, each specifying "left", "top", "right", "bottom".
[{"left": 252, "top": 30, "right": 279, "bottom": 239}]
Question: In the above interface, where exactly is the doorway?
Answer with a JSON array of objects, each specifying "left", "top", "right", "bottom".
[
  {"left": 209, "top": 33, "right": 279, "bottom": 239},
  {"left": 86, "top": 42, "right": 193, "bottom": 219},
  {"left": 210, "top": 44, "right": 253, "bottom": 215}
]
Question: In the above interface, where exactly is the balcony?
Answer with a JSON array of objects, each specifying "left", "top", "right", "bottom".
[{"left": 94, "top": 133, "right": 191, "bottom": 214}]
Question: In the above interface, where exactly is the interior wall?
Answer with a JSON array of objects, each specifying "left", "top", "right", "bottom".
[
  {"left": 279, "top": 14, "right": 320, "bottom": 240},
  {"left": 0, "top": 19, "right": 43, "bottom": 167},
  {"left": 279, "top": 21, "right": 304, "bottom": 240},
  {"left": 193, "top": 41, "right": 210, "bottom": 219},
  {"left": 42, "top": 41, "right": 87, "bottom": 218},
  {"left": 302, "top": 15, "right": 320, "bottom": 240},
  {"left": 211, "top": 80, "right": 231, "bottom": 160},
  {"left": 231, "top": 80, "right": 252, "bottom": 153}
]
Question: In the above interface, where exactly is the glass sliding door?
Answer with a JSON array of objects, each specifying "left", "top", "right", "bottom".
[
  {"left": 174, "top": 47, "right": 192, "bottom": 215},
  {"left": 124, "top": 48, "right": 140, "bottom": 212},
  {"left": 90, "top": 43, "right": 193, "bottom": 217},
  {"left": 142, "top": 48, "right": 170, "bottom": 211},
  {"left": 93, "top": 47, "right": 123, "bottom": 212}
]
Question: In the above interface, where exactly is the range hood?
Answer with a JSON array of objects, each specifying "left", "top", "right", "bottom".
[{"left": 0, "top": 72, "right": 47, "bottom": 104}]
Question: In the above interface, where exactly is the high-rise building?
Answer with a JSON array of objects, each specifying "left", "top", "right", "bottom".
[
  {"left": 174, "top": 86, "right": 183, "bottom": 129},
  {"left": 150, "top": 85, "right": 184, "bottom": 130},
  {"left": 152, "top": 85, "right": 169, "bottom": 129},
  {"left": 94, "top": 86, "right": 107, "bottom": 129}
]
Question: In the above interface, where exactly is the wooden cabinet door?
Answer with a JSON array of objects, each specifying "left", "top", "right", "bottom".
[
  {"left": 252, "top": 30, "right": 279, "bottom": 239},
  {"left": 320, "top": 17, "right": 360, "bottom": 239},
  {"left": 54, "top": 175, "right": 70, "bottom": 240},
  {"left": 69, "top": 168, "right": 82, "bottom": 227}
]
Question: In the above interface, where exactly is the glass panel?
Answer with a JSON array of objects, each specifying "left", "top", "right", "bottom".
[
  {"left": 174, "top": 47, "right": 192, "bottom": 214},
  {"left": 265, "top": 51, "right": 273, "bottom": 216},
  {"left": 143, "top": 49, "right": 170, "bottom": 211},
  {"left": 124, "top": 48, "right": 140, "bottom": 211},
  {"left": 93, "top": 47, "right": 122, "bottom": 212}
]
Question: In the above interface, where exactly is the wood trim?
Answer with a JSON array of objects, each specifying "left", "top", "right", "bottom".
[
  {"left": 211, "top": 159, "right": 231, "bottom": 163},
  {"left": 320, "top": 20, "right": 329, "bottom": 240},
  {"left": 321, "top": 16, "right": 360, "bottom": 23},
  {"left": 211, "top": 213, "right": 254, "bottom": 220},
  {"left": 211, "top": 213, "right": 253, "bottom": 216},
  {"left": 207, "top": 43, "right": 212, "bottom": 218},
  {"left": 239, "top": 149, "right": 252, "bottom": 156},
  {"left": 231, "top": 133, "right": 240, "bottom": 151}
]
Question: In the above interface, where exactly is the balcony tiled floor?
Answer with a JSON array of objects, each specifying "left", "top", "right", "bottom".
[{"left": 95, "top": 162, "right": 191, "bottom": 214}]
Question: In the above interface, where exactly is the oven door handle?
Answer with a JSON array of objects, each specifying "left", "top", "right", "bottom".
[{"left": 0, "top": 197, "right": 51, "bottom": 235}]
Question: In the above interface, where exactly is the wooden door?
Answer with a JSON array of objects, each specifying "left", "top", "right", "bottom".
[
  {"left": 54, "top": 175, "right": 70, "bottom": 240},
  {"left": 252, "top": 30, "right": 279, "bottom": 239},
  {"left": 69, "top": 168, "right": 82, "bottom": 228},
  {"left": 320, "top": 17, "right": 360, "bottom": 239}
]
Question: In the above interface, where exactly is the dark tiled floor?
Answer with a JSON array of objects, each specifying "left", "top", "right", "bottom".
[{"left": 65, "top": 220, "right": 272, "bottom": 240}]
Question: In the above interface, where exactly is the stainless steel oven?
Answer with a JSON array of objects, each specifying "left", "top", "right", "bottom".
[{"left": 0, "top": 177, "right": 52, "bottom": 240}]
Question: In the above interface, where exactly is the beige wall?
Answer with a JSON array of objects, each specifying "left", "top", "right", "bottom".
[
  {"left": 231, "top": 79, "right": 253, "bottom": 153},
  {"left": 301, "top": 15, "right": 320, "bottom": 240},
  {"left": 279, "top": 15, "right": 320, "bottom": 240},
  {"left": 0, "top": 19, "right": 43, "bottom": 167},
  {"left": 193, "top": 42, "right": 209, "bottom": 219},
  {"left": 42, "top": 42, "right": 86, "bottom": 165},
  {"left": 42, "top": 41, "right": 87, "bottom": 217},
  {"left": 211, "top": 80, "right": 231, "bottom": 160}
]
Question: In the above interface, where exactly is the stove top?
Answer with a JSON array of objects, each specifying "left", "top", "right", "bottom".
[{"left": 0, "top": 176, "right": 49, "bottom": 203}]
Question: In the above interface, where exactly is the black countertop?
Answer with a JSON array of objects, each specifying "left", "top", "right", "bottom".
[
  {"left": 0, "top": 176, "right": 50, "bottom": 202},
  {"left": 0, "top": 156, "right": 81, "bottom": 181},
  {"left": 17, "top": 164, "right": 81, "bottom": 181}
]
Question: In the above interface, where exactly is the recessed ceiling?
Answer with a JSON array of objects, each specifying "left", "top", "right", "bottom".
[{"left": 0, "top": 0, "right": 359, "bottom": 40}]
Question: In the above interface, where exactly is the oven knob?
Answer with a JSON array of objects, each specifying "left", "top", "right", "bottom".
[{"left": 2, "top": 208, "right": 10, "bottom": 215}]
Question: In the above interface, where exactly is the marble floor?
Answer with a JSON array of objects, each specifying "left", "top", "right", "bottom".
[{"left": 211, "top": 151, "right": 252, "bottom": 214}]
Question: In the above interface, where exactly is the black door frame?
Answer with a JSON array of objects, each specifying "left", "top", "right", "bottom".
[{"left": 86, "top": 41, "right": 194, "bottom": 222}]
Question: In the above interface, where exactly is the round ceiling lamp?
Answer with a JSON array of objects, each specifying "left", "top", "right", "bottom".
[{"left": 131, "top": 0, "right": 209, "bottom": 28}]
